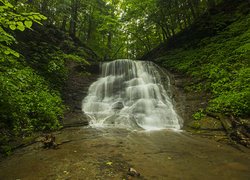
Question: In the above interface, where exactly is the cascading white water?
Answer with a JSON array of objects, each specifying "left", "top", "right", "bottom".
[{"left": 82, "top": 59, "right": 181, "bottom": 130}]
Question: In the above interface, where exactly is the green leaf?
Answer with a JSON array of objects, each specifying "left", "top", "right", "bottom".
[
  {"left": 5, "top": 1, "right": 14, "bottom": 8},
  {"left": 17, "top": 25, "right": 25, "bottom": 31},
  {"left": 39, "top": 15, "right": 47, "bottom": 20},
  {"left": 4, "top": 50, "right": 10, "bottom": 55},
  {"left": 12, "top": 51, "right": 20, "bottom": 58},
  {"left": 34, "top": 15, "right": 41, "bottom": 20},
  {"left": 9, "top": 25, "right": 16, "bottom": 30},
  {"left": 106, "top": 161, "right": 112, "bottom": 166},
  {"left": 16, "top": 22, "right": 25, "bottom": 31},
  {"left": 24, "top": 21, "right": 32, "bottom": 28},
  {"left": 17, "top": 22, "right": 24, "bottom": 27}
]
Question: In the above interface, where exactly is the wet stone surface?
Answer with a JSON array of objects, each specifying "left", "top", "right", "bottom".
[{"left": 0, "top": 128, "right": 250, "bottom": 180}]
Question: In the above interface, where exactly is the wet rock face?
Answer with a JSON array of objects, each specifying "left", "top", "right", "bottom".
[
  {"left": 230, "top": 118, "right": 250, "bottom": 147},
  {"left": 167, "top": 70, "right": 250, "bottom": 147},
  {"left": 112, "top": 101, "right": 124, "bottom": 110},
  {"left": 159, "top": 70, "right": 210, "bottom": 128},
  {"left": 62, "top": 61, "right": 99, "bottom": 127}
]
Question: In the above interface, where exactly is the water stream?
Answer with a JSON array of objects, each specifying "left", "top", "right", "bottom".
[{"left": 82, "top": 59, "right": 181, "bottom": 130}]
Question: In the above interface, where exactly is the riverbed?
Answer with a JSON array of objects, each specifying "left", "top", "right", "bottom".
[{"left": 0, "top": 127, "right": 249, "bottom": 180}]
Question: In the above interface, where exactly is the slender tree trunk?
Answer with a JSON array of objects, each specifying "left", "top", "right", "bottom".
[
  {"left": 87, "top": 6, "right": 94, "bottom": 44},
  {"left": 106, "top": 31, "right": 112, "bottom": 59},
  {"left": 188, "top": 0, "right": 197, "bottom": 19},
  {"left": 161, "top": 27, "right": 167, "bottom": 41},
  {"left": 61, "top": 15, "right": 67, "bottom": 31},
  {"left": 77, "top": 21, "right": 85, "bottom": 40},
  {"left": 145, "top": 35, "right": 151, "bottom": 50},
  {"left": 175, "top": 1, "right": 183, "bottom": 31},
  {"left": 129, "top": 31, "right": 150, "bottom": 53},
  {"left": 183, "top": 16, "right": 188, "bottom": 29},
  {"left": 192, "top": 0, "right": 201, "bottom": 16},
  {"left": 177, "top": 15, "right": 183, "bottom": 31},
  {"left": 169, "top": 15, "right": 176, "bottom": 36},
  {"left": 112, "top": 44, "right": 124, "bottom": 59},
  {"left": 207, "top": 0, "right": 216, "bottom": 9},
  {"left": 171, "top": 28, "right": 175, "bottom": 36},
  {"left": 164, "top": 24, "right": 171, "bottom": 38},
  {"left": 41, "top": 0, "right": 48, "bottom": 14},
  {"left": 87, "top": 16, "right": 93, "bottom": 44},
  {"left": 160, "top": 25, "right": 170, "bottom": 41},
  {"left": 69, "top": 0, "right": 79, "bottom": 38}
]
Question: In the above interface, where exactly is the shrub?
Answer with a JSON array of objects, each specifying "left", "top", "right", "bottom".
[{"left": 0, "top": 62, "right": 64, "bottom": 136}]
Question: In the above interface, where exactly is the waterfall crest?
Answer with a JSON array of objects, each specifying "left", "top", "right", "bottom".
[{"left": 82, "top": 59, "right": 181, "bottom": 130}]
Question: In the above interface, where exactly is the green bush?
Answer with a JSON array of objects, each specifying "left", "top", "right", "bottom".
[
  {"left": 0, "top": 62, "right": 64, "bottom": 135},
  {"left": 208, "top": 91, "right": 250, "bottom": 116},
  {"left": 193, "top": 109, "right": 206, "bottom": 120}
]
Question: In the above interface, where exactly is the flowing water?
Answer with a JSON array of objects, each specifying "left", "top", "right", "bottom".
[{"left": 82, "top": 59, "right": 181, "bottom": 130}]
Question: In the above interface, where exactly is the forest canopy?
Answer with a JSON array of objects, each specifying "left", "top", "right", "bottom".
[{"left": 5, "top": 0, "right": 221, "bottom": 59}]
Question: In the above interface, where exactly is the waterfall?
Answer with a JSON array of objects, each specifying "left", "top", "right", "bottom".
[{"left": 82, "top": 59, "right": 181, "bottom": 130}]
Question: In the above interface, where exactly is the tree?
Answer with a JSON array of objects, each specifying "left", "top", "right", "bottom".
[
  {"left": 207, "top": 0, "right": 216, "bottom": 9},
  {"left": 69, "top": 0, "right": 80, "bottom": 38},
  {"left": 10, "top": 0, "right": 218, "bottom": 59},
  {"left": 0, "top": 0, "right": 47, "bottom": 60}
]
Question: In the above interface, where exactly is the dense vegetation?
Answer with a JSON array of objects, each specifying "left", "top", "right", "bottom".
[
  {"left": 0, "top": 0, "right": 249, "bottom": 154},
  {"left": 145, "top": 1, "right": 250, "bottom": 118},
  {"left": 9, "top": 0, "right": 221, "bottom": 59},
  {"left": 0, "top": 0, "right": 91, "bottom": 155},
  {"left": 143, "top": 0, "right": 250, "bottom": 146}
]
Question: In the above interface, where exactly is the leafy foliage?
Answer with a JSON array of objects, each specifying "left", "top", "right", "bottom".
[
  {"left": 0, "top": 0, "right": 46, "bottom": 59},
  {"left": 0, "top": 0, "right": 66, "bottom": 155},
  {"left": 15, "top": 0, "right": 220, "bottom": 59},
  {"left": 0, "top": 62, "right": 64, "bottom": 134},
  {"left": 193, "top": 109, "right": 206, "bottom": 120},
  {"left": 155, "top": 4, "right": 250, "bottom": 117}
]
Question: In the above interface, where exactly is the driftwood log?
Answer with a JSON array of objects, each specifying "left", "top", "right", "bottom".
[
  {"left": 42, "top": 134, "right": 57, "bottom": 149},
  {"left": 207, "top": 112, "right": 250, "bottom": 148}
]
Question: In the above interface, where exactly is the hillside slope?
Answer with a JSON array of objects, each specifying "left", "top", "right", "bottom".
[
  {"left": 143, "top": 0, "right": 250, "bottom": 146},
  {"left": 0, "top": 23, "right": 98, "bottom": 155}
]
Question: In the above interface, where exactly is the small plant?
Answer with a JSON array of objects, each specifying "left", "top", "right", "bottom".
[
  {"left": 0, "top": 145, "right": 12, "bottom": 156},
  {"left": 193, "top": 109, "right": 206, "bottom": 120},
  {"left": 191, "top": 121, "right": 201, "bottom": 129}
]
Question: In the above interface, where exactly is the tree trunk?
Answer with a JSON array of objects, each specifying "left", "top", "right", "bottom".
[
  {"left": 175, "top": 1, "right": 183, "bottom": 31},
  {"left": 188, "top": 0, "right": 197, "bottom": 19},
  {"left": 192, "top": 0, "right": 201, "bottom": 16},
  {"left": 207, "top": 0, "right": 216, "bottom": 9},
  {"left": 87, "top": 6, "right": 94, "bottom": 44},
  {"left": 61, "top": 15, "right": 68, "bottom": 31},
  {"left": 183, "top": 16, "right": 188, "bottom": 29},
  {"left": 106, "top": 31, "right": 112, "bottom": 60},
  {"left": 41, "top": 0, "right": 48, "bottom": 14},
  {"left": 163, "top": 24, "right": 171, "bottom": 38},
  {"left": 69, "top": 0, "right": 79, "bottom": 38}
]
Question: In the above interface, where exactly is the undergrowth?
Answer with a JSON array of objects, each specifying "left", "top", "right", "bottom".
[{"left": 155, "top": 4, "right": 250, "bottom": 117}]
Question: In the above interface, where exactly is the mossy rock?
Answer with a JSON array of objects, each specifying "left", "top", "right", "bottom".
[{"left": 189, "top": 117, "right": 223, "bottom": 130}]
